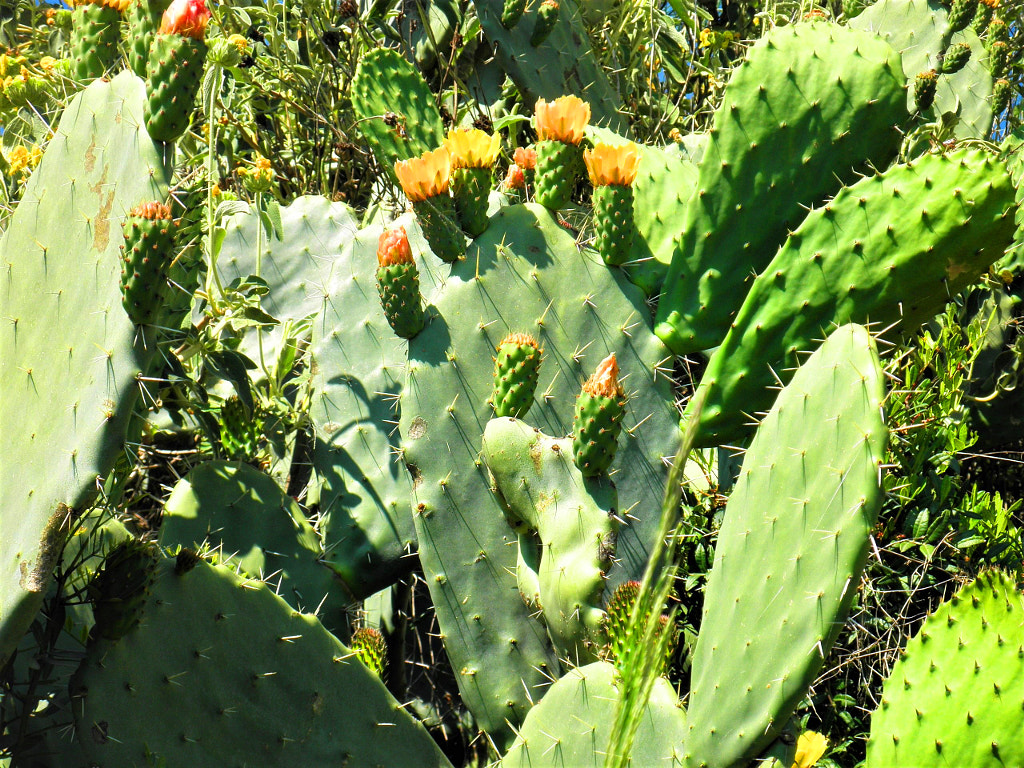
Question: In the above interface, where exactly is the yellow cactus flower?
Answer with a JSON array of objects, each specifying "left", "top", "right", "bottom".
[
  {"left": 227, "top": 33, "right": 249, "bottom": 53},
  {"left": 394, "top": 146, "right": 451, "bottom": 202},
  {"left": 534, "top": 95, "right": 590, "bottom": 145},
  {"left": 6, "top": 146, "right": 30, "bottom": 176},
  {"left": 791, "top": 731, "right": 828, "bottom": 768},
  {"left": 583, "top": 142, "right": 641, "bottom": 187},
  {"left": 444, "top": 128, "right": 500, "bottom": 169},
  {"left": 70, "top": 0, "right": 132, "bottom": 10},
  {"left": 39, "top": 56, "right": 57, "bottom": 74}
]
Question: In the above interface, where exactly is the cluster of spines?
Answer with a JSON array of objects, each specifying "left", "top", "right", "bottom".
[
  {"left": 490, "top": 332, "right": 543, "bottom": 418},
  {"left": 119, "top": 201, "right": 177, "bottom": 326},
  {"left": 572, "top": 353, "right": 627, "bottom": 476}
]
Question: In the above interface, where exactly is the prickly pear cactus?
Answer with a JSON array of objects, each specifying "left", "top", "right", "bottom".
[
  {"left": 144, "top": 32, "right": 208, "bottom": 143},
  {"left": 119, "top": 200, "right": 178, "bottom": 325},
  {"left": 654, "top": 21, "right": 908, "bottom": 356},
  {"left": 125, "top": 0, "right": 172, "bottom": 78},
  {"left": 490, "top": 332, "right": 543, "bottom": 418},
  {"left": 400, "top": 202, "right": 679, "bottom": 741},
  {"left": 71, "top": 1, "right": 123, "bottom": 82},
  {"left": 499, "top": 661, "right": 688, "bottom": 767},
  {"left": 683, "top": 324, "right": 887, "bottom": 768},
  {"left": 687, "top": 147, "right": 1017, "bottom": 447},
  {"left": 0, "top": 72, "right": 169, "bottom": 665},
  {"left": 867, "top": 570, "right": 1024, "bottom": 767},
  {"left": 70, "top": 556, "right": 454, "bottom": 767},
  {"left": 482, "top": 417, "right": 617, "bottom": 662}
]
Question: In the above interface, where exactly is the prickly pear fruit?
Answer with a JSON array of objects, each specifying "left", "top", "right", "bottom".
[
  {"left": 534, "top": 96, "right": 590, "bottom": 210},
  {"left": 376, "top": 226, "right": 424, "bottom": 339},
  {"left": 988, "top": 40, "right": 1010, "bottom": 77},
  {"left": 913, "top": 69, "right": 938, "bottom": 111},
  {"left": 972, "top": 0, "right": 994, "bottom": 32},
  {"left": 351, "top": 627, "right": 388, "bottom": 678},
  {"left": 947, "top": 0, "right": 977, "bottom": 32},
  {"left": 572, "top": 353, "right": 627, "bottom": 477},
  {"left": 220, "top": 395, "right": 259, "bottom": 460},
  {"left": 530, "top": 0, "right": 559, "bottom": 45},
  {"left": 940, "top": 41, "right": 972, "bottom": 74},
  {"left": 600, "top": 580, "right": 677, "bottom": 675},
  {"left": 119, "top": 201, "right": 177, "bottom": 325},
  {"left": 71, "top": 0, "right": 125, "bottom": 82},
  {"left": 490, "top": 332, "right": 543, "bottom": 418},
  {"left": 986, "top": 16, "right": 1008, "bottom": 43},
  {"left": 993, "top": 78, "right": 1012, "bottom": 113},
  {"left": 395, "top": 147, "right": 465, "bottom": 263},
  {"left": 143, "top": 0, "right": 210, "bottom": 143},
  {"left": 446, "top": 129, "right": 500, "bottom": 237},
  {"left": 125, "top": 0, "right": 171, "bottom": 78},
  {"left": 501, "top": 0, "right": 526, "bottom": 28},
  {"left": 585, "top": 143, "right": 641, "bottom": 267},
  {"left": 87, "top": 540, "right": 159, "bottom": 641}
]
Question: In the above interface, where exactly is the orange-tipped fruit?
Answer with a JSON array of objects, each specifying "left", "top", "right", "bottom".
[{"left": 377, "top": 226, "right": 414, "bottom": 267}]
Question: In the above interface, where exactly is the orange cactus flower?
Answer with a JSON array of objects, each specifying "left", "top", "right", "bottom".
[
  {"left": 70, "top": 0, "right": 131, "bottom": 9},
  {"left": 503, "top": 164, "right": 525, "bottom": 190},
  {"left": 394, "top": 146, "right": 451, "bottom": 202},
  {"left": 377, "top": 226, "right": 414, "bottom": 267},
  {"left": 582, "top": 353, "right": 624, "bottom": 398},
  {"left": 160, "top": 0, "right": 210, "bottom": 38},
  {"left": 513, "top": 146, "right": 537, "bottom": 171},
  {"left": 583, "top": 143, "right": 641, "bottom": 187},
  {"left": 444, "top": 128, "right": 501, "bottom": 169},
  {"left": 535, "top": 95, "right": 590, "bottom": 145}
]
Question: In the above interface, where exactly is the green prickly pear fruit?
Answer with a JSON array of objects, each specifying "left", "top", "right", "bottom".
[
  {"left": 88, "top": 540, "right": 159, "bottom": 641},
  {"left": 988, "top": 40, "right": 1010, "bottom": 77},
  {"left": 913, "top": 69, "right": 938, "bottom": 111},
  {"left": 584, "top": 142, "right": 641, "bottom": 267},
  {"left": 534, "top": 96, "right": 590, "bottom": 211},
  {"left": 993, "top": 78, "right": 1012, "bottom": 113},
  {"left": 395, "top": 147, "right": 466, "bottom": 263},
  {"left": 71, "top": 0, "right": 126, "bottom": 82},
  {"left": 971, "top": 0, "right": 994, "bottom": 32},
  {"left": 986, "top": 16, "right": 1008, "bottom": 43},
  {"left": 220, "top": 395, "right": 259, "bottom": 460},
  {"left": 572, "top": 353, "right": 627, "bottom": 477},
  {"left": 600, "top": 580, "right": 676, "bottom": 676},
  {"left": 501, "top": 0, "right": 526, "bottom": 28},
  {"left": 119, "top": 201, "right": 177, "bottom": 326},
  {"left": 376, "top": 226, "right": 424, "bottom": 339},
  {"left": 530, "top": 0, "right": 559, "bottom": 46},
  {"left": 490, "top": 332, "right": 543, "bottom": 418},
  {"left": 445, "top": 128, "right": 500, "bottom": 237},
  {"left": 351, "top": 627, "right": 388, "bottom": 678},
  {"left": 125, "top": 0, "right": 171, "bottom": 78},
  {"left": 940, "top": 41, "right": 972, "bottom": 74},
  {"left": 143, "top": 0, "right": 210, "bottom": 143},
  {"left": 947, "top": 0, "right": 977, "bottom": 33}
]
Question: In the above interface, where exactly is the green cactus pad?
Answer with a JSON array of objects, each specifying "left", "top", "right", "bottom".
[
  {"left": 144, "top": 33, "right": 208, "bottom": 143},
  {"left": 0, "top": 73, "right": 168, "bottom": 665},
  {"left": 351, "top": 48, "right": 445, "bottom": 180},
  {"left": 535, "top": 139, "right": 581, "bottom": 211},
  {"left": 71, "top": 3, "right": 122, "bottom": 82},
  {"left": 71, "top": 557, "right": 453, "bottom": 767},
  {"left": 654, "top": 22, "right": 907, "bottom": 355},
  {"left": 482, "top": 418, "right": 617, "bottom": 661},
  {"left": 592, "top": 184, "right": 634, "bottom": 267},
  {"left": 119, "top": 202, "right": 177, "bottom": 326},
  {"left": 683, "top": 324, "right": 887, "bottom": 768},
  {"left": 377, "top": 260, "right": 425, "bottom": 339},
  {"left": 452, "top": 166, "right": 493, "bottom": 237},
  {"left": 867, "top": 570, "right": 1024, "bottom": 767},
  {"left": 159, "top": 461, "right": 351, "bottom": 633},
  {"left": 124, "top": 0, "right": 171, "bottom": 78},
  {"left": 400, "top": 203, "right": 678, "bottom": 741},
  {"left": 688, "top": 147, "right": 1017, "bottom": 448},
  {"left": 412, "top": 194, "right": 466, "bottom": 263},
  {"left": 499, "top": 661, "right": 688, "bottom": 767},
  {"left": 491, "top": 334, "right": 543, "bottom": 418}
]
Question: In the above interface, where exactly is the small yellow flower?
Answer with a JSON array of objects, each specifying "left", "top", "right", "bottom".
[
  {"left": 39, "top": 56, "right": 57, "bottom": 74},
  {"left": 6, "top": 146, "right": 30, "bottom": 176},
  {"left": 698, "top": 28, "right": 714, "bottom": 48},
  {"left": 535, "top": 95, "right": 590, "bottom": 145},
  {"left": 28, "top": 145, "right": 42, "bottom": 168},
  {"left": 211, "top": 183, "right": 222, "bottom": 197},
  {"left": 227, "top": 33, "right": 249, "bottom": 53},
  {"left": 668, "top": 127, "right": 683, "bottom": 143},
  {"left": 791, "top": 731, "right": 828, "bottom": 768},
  {"left": 394, "top": 146, "right": 451, "bottom": 202},
  {"left": 444, "top": 128, "right": 500, "bottom": 169},
  {"left": 583, "top": 142, "right": 641, "bottom": 187}
]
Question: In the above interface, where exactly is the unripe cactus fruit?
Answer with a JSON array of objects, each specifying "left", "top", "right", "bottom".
[
  {"left": 600, "top": 580, "right": 677, "bottom": 675},
  {"left": 125, "top": 0, "right": 172, "bottom": 78},
  {"left": 445, "top": 128, "right": 500, "bottom": 237},
  {"left": 70, "top": 0, "right": 127, "bottom": 82},
  {"left": 87, "top": 540, "right": 160, "bottom": 641},
  {"left": 940, "top": 41, "right": 972, "bottom": 74},
  {"left": 971, "top": 0, "right": 995, "bottom": 32},
  {"left": 913, "top": 69, "right": 939, "bottom": 111},
  {"left": 490, "top": 332, "right": 543, "bottom": 418},
  {"left": 584, "top": 142, "right": 641, "bottom": 267},
  {"left": 219, "top": 395, "right": 259, "bottom": 460},
  {"left": 351, "top": 626, "right": 388, "bottom": 678},
  {"left": 530, "top": 0, "right": 559, "bottom": 45},
  {"left": 534, "top": 96, "right": 590, "bottom": 210},
  {"left": 572, "top": 353, "right": 627, "bottom": 476},
  {"left": 375, "top": 226, "right": 424, "bottom": 339},
  {"left": 395, "top": 147, "right": 465, "bottom": 263},
  {"left": 947, "top": 0, "right": 977, "bottom": 32},
  {"left": 988, "top": 40, "right": 1010, "bottom": 77},
  {"left": 986, "top": 16, "right": 1008, "bottom": 43},
  {"left": 993, "top": 78, "right": 1012, "bottom": 112},
  {"left": 120, "top": 201, "right": 177, "bottom": 325},
  {"left": 143, "top": 0, "right": 210, "bottom": 143},
  {"left": 501, "top": 0, "right": 526, "bottom": 28}
]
